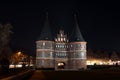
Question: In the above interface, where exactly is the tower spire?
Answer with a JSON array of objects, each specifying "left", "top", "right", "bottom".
[
  {"left": 38, "top": 12, "right": 53, "bottom": 41},
  {"left": 46, "top": 12, "right": 48, "bottom": 20},
  {"left": 71, "top": 14, "right": 85, "bottom": 42}
]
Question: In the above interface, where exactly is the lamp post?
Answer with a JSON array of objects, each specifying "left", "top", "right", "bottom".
[
  {"left": 12, "top": 51, "right": 23, "bottom": 68},
  {"left": 17, "top": 51, "right": 21, "bottom": 56},
  {"left": 14, "top": 51, "right": 22, "bottom": 68}
]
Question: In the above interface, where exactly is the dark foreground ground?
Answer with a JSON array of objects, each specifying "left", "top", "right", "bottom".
[
  {"left": 1, "top": 65, "right": 120, "bottom": 80},
  {"left": 25, "top": 69, "right": 120, "bottom": 80}
]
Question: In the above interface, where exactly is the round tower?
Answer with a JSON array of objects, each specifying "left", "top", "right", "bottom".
[
  {"left": 69, "top": 14, "right": 87, "bottom": 70},
  {"left": 69, "top": 42, "right": 87, "bottom": 69},
  {"left": 36, "top": 13, "right": 55, "bottom": 69},
  {"left": 36, "top": 40, "right": 55, "bottom": 69}
]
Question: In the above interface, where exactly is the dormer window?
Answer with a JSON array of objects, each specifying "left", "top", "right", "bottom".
[
  {"left": 58, "top": 38, "right": 60, "bottom": 41},
  {"left": 61, "top": 38, "right": 63, "bottom": 41}
]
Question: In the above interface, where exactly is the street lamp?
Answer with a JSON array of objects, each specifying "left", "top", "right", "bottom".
[{"left": 17, "top": 51, "right": 21, "bottom": 56}]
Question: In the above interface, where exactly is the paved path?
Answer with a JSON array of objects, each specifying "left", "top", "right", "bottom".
[{"left": 29, "top": 70, "right": 45, "bottom": 80}]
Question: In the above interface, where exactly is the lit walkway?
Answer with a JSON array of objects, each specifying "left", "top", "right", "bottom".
[{"left": 29, "top": 70, "right": 45, "bottom": 80}]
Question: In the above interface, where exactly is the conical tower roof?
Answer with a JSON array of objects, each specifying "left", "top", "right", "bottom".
[
  {"left": 38, "top": 13, "right": 53, "bottom": 41},
  {"left": 70, "top": 14, "right": 85, "bottom": 42}
]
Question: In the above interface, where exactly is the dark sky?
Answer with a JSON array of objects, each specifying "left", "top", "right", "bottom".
[{"left": 0, "top": 1, "right": 120, "bottom": 55}]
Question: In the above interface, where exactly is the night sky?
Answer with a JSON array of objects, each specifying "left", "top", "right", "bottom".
[{"left": 0, "top": 1, "right": 120, "bottom": 55}]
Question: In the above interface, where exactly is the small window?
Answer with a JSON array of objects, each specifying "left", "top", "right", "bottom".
[
  {"left": 66, "top": 45, "right": 68, "bottom": 48},
  {"left": 55, "top": 38, "right": 57, "bottom": 41},
  {"left": 43, "top": 42, "right": 45, "bottom": 46},
  {"left": 60, "top": 45, "right": 62, "bottom": 48}
]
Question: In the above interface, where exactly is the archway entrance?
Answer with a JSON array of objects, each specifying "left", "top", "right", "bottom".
[{"left": 57, "top": 62, "right": 65, "bottom": 69}]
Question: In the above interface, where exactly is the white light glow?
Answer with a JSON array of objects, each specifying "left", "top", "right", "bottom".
[
  {"left": 58, "top": 63, "right": 64, "bottom": 66},
  {"left": 87, "top": 60, "right": 120, "bottom": 65},
  {"left": 9, "top": 65, "right": 22, "bottom": 68}
]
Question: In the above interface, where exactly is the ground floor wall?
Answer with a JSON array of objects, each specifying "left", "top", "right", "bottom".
[
  {"left": 36, "top": 58, "right": 86, "bottom": 70},
  {"left": 36, "top": 59, "right": 55, "bottom": 68}
]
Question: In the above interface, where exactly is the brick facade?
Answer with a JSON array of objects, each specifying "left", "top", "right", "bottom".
[{"left": 36, "top": 30, "right": 87, "bottom": 70}]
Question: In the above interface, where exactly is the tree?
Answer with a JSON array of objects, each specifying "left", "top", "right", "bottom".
[
  {"left": 110, "top": 51, "right": 120, "bottom": 61},
  {"left": 87, "top": 49, "right": 94, "bottom": 60},
  {"left": 0, "top": 23, "right": 13, "bottom": 72}
]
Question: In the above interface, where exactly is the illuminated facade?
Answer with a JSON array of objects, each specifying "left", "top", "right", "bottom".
[{"left": 36, "top": 14, "right": 87, "bottom": 70}]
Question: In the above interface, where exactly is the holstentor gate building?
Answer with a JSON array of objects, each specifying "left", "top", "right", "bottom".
[{"left": 36, "top": 13, "right": 87, "bottom": 70}]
